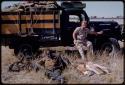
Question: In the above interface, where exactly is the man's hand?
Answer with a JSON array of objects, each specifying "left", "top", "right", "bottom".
[
  {"left": 73, "top": 40, "right": 77, "bottom": 44},
  {"left": 97, "top": 31, "right": 103, "bottom": 35}
]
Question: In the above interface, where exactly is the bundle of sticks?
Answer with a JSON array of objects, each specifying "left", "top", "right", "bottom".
[{"left": 3, "top": 1, "right": 58, "bottom": 12}]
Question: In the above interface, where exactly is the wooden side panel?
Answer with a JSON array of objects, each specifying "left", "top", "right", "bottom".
[
  {"left": 1, "top": 11, "right": 60, "bottom": 34},
  {"left": 1, "top": 15, "right": 19, "bottom": 20},
  {"left": 1, "top": 24, "right": 19, "bottom": 34}
]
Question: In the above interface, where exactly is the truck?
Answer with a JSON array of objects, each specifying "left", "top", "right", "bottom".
[
  {"left": 88, "top": 21, "right": 122, "bottom": 54},
  {"left": 1, "top": 1, "right": 122, "bottom": 57}
]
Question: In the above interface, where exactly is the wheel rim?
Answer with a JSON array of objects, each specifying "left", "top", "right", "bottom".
[{"left": 101, "top": 43, "right": 114, "bottom": 54}]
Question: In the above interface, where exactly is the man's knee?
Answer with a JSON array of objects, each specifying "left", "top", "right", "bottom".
[{"left": 87, "top": 41, "right": 93, "bottom": 47}]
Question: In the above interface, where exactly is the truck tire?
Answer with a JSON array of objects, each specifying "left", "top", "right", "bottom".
[
  {"left": 101, "top": 38, "right": 120, "bottom": 55},
  {"left": 14, "top": 43, "right": 33, "bottom": 59}
]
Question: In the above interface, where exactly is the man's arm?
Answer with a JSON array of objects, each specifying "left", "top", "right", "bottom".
[
  {"left": 73, "top": 28, "right": 79, "bottom": 40},
  {"left": 89, "top": 31, "right": 103, "bottom": 35}
]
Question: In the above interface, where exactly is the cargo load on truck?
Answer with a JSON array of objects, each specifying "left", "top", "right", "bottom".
[{"left": 1, "top": 1, "right": 61, "bottom": 36}]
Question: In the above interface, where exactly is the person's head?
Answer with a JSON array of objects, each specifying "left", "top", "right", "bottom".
[
  {"left": 47, "top": 50, "right": 57, "bottom": 60},
  {"left": 81, "top": 21, "right": 88, "bottom": 28}
]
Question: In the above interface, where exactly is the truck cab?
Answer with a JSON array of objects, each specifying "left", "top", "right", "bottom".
[
  {"left": 88, "top": 21, "right": 122, "bottom": 54},
  {"left": 60, "top": 1, "right": 89, "bottom": 45}
]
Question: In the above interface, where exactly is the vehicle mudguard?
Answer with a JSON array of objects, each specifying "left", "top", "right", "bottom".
[{"left": 108, "top": 38, "right": 120, "bottom": 50}]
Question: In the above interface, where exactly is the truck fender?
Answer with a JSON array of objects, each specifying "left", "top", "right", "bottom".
[{"left": 108, "top": 38, "right": 120, "bottom": 51}]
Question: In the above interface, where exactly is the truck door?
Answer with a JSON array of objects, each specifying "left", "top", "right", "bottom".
[{"left": 61, "top": 12, "right": 87, "bottom": 45}]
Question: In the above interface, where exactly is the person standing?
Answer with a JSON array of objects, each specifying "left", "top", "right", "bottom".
[{"left": 73, "top": 21, "right": 103, "bottom": 62}]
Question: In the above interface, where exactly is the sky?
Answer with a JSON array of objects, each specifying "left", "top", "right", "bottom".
[
  {"left": 84, "top": 1, "right": 123, "bottom": 17},
  {"left": 1, "top": 1, "right": 124, "bottom": 17}
]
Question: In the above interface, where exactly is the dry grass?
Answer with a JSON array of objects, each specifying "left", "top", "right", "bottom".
[
  {"left": 62, "top": 51, "right": 124, "bottom": 84},
  {"left": 1, "top": 45, "right": 124, "bottom": 84}
]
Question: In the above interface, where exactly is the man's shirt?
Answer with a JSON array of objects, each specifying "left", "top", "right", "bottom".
[{"left": 74, "top": 27, "right": 90, "bottom": 45}]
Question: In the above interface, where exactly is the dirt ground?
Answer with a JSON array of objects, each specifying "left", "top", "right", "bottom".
[{"left": 1, "top": 41, "right": 124, "bottom": 84}]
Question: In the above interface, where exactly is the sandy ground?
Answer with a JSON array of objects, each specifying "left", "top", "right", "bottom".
[{"left": 1, "top": 41, "right": 124, "bottom": 84}]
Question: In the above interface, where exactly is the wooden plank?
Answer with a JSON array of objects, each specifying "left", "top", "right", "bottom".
[
  {"left": 1, "top": 24, "right": 19, "bottom": 34},
  {"left": 2, "top": 14, "right": 59, "bottom": 20}
]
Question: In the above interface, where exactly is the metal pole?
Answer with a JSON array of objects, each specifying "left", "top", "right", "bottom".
[{"left": 18, "top": 11, "right": 21, "bottom": 35}]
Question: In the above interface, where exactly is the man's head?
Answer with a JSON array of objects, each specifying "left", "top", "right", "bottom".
[
  {"left": 81, "top": 21, "right": 88, "bottom": 28},
  {"left": 47, "top": 50, "right": 57, "bottom": 60}
]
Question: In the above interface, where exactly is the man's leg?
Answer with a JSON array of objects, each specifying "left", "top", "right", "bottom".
[
  {"left": 51, "top": 69, "right": 64, "bottom": 84},
  {"left": 76, "top": 43, "right": 87, "bottom": 60},
  {"left": 87, "top": 41, "right": 93, "bottom": 56}
]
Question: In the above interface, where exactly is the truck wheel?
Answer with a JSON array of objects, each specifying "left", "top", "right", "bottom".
[
  {"left": 101, "top": 38, "right": 120, "bottom": 55},
  {"left": 14, "top": 44, "right": 33, "bottom": 59}
]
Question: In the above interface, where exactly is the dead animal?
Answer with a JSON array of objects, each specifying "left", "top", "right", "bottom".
[{"left": 76, "top": 61, "right": 110, "bottom": 76}]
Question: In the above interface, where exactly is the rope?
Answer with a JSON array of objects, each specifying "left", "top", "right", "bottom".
[
  {"left": 23, "top": 5, "right": 29, "bottom": 34},
  {"left": 8, "top": 2, "right": 58, "bottom": 36}
]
